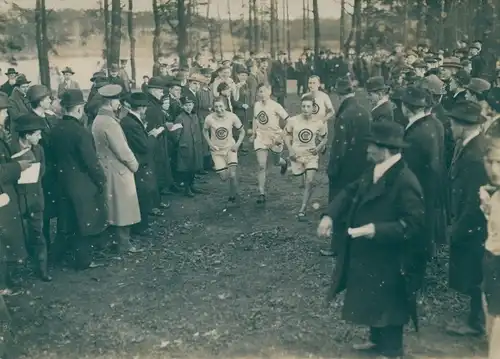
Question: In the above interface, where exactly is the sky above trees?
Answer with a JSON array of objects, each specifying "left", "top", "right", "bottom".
[{"left": 13, "top": 0, "right": 341, "bottom": 19}]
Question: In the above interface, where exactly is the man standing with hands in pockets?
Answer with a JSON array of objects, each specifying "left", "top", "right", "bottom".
[{"left": 317, "top": 121, "right": 425, "bottom": 359}]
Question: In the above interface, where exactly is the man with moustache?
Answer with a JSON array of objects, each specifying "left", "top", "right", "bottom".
[{"left": 366, "top": 76, "right": 394, "bottom": 123}]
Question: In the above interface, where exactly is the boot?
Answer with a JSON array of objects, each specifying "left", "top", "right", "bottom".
[{"left": 37, "top": 251, "right": 52, "bottom": 282}]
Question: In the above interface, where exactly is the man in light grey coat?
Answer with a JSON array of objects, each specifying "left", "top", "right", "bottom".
[{"left": 91, "top": 84, "right": 142, "bottom": 255}]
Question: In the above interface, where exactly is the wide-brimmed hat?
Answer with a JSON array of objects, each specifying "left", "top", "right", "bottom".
[
  {"left": 147, "top": 76, "right": 165, "bottom": 89},
  {"left": 61, "top": 66, "right": 75, "bottom": 75},
  {"left": 59, "top": 89, "right": 86, "bottom": 108},
  {"left": 447, "top": 100, "right": 486, "bottom": 125},
  {"left": 365, "top": 76, "right": 388, "bottom": 92},
  {"left": 26, "top": 84, "right": 51, "bottom": 103},
  {"left": 97, "top": 84, "right": 122, "bottom": 99},
  {"left": 334, "top": 76, "right": 354, "bottom": 95},
  {"left": 365, "top": 121, "right": 408, "bottom": 148},
  {"left": 5, "top": 68, "right": 17, "bottom": 76},
  {"left": 0, "top": 93, "right": 9, "bottom": 109},
  {"left": 401, "top": 86, "right": 429, "bottom": 107},
  {"left": 466, "top": 77, "right": 491, "bottom": 95},
  {"left": 125, "top": 92, "right": 149, "bottom": 107},
  {"left": 487, "top": 87, "right": 500, "bottom": 113},
  {"left": 421, "top": 74, "right": 446, "bottom": 95},
  {"left": 188, "top": 73, "right": 207, "bottom": 83},
  {"left": 15, "top": 74, "right": 30, "bottom": 86},
  {"left": 15, "top": 114, "right": 47, "bottom": 133},
  {"left": 441, "top": 57, "right": 462, "bottom": 69}
]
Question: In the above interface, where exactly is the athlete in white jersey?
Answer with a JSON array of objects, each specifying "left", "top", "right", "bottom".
[
  {"left": 203, "top": 97, "right": 245, "bottom": 204},
  {"left": 250, "top": 84, "right": 289, "bottom": 203},
  {"left": 302, "top": 75, "right": 335, "bottom": 123},
  {"left": 284, "top": 95, "right": 328, "bottom": 220}
]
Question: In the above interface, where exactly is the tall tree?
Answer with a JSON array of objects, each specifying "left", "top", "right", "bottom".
[
  {"left": 253, "top": 0, "right": 261, "bottom": 52},
  {"left": 312, "top": 0, "right": 319, "bottom": 69},
  {"left": 177, "top": 0, "right": 189, "bottom": 66},
  {"left": 340, "top": 0, "right": 345, "bottom": 51},
  {"left": 108, "top": 0, "right": 122, "bottom": 68},
  {"left": 286, "top": 0, "right": 291, "bottom": 59},
  {"left": 302, "top": 0, "right": 307, "bottom": 43},
  {"left": 248, "top": 0, "right": 254, "bottom": 51},
  {"left": 227, "top": 0, "right": 236, "bottom": 54},
  {"left": 103, "top": 0, "right": 111, "bottom": 64},
  {"left": 128, "top": 0, "right": 136, "bottom": 88},
  {"left": 275, "top": 0, "right": 280, "bottom": 51},
  {"left": 35, "top": 0, "right": 51, "bottom": 88},
  {"left": 270, "top": 0, "right": 276, "bottom": 58},
  {"left": 353, "top": 0, "right": 362, "bottom": 55},
  {"left": 417, "top": 0, "right": 427, "bottom": 43},
  {"left": 152, "top": 0, "right": 161, "bottom": 63}
]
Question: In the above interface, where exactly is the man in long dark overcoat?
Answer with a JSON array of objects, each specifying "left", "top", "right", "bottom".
[
  {"left": 322, "top": 77, "right": 371, "bottom": 257},
  {"left": 50, "top": 89, "right": 108, "bottom": 270},
  {"left": 269, "top": 51, "right": 288, "bottom": 107},
  {"left": 446, "top": 101, "right": 489, "bottom": 336},
  {"left": 401, "top": 86, "right": 446, "bottom": 264},
  {"left": 318, "top": 121, "right": 425, "bottom": 359},
  {"left": 121, "top": 92, "right": 160, "bottom": 234}
]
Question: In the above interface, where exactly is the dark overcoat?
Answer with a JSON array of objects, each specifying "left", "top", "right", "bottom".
[
  {"left": 269, "top": 60, "right": 287, "bottom": 99},
  {"left": 121, "top": 111, "right": 160, "bottom": 214},
  {"left": 7, "top": 88, "right": 30, "bottom": 127},
  {"left": 326, "top": 160, "right": 425, "bottom": 327},
  {"left": 448, "top": 133, "right": 488, "bottom": 294},
  {"left": 0, "top": 130, "right": 26, "bottom": 262},
  {"left": 432, "top": 103, "right": 455, "bottom": 170},
  {"left": 403, "top": 114, "right": 447, "bottom": 253},
  {"left": 371, "top": 100, "right": 394, "bottom": 122},
  {"left": 173, "top": 111, "right": 204, "bottom": 173},
  {"left": 51, "top": 115, "right": 107, "bottom": 237},
  {"left": 144, "top": 93, "right": 174, "bottom": 191},
  {"left": 327, "top": 96, "right": 372, "bottom": 202}
]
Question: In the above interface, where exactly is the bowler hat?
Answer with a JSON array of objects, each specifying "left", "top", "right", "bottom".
[
  {"left": 401, "top": 86, "right": 429, "bottom": 107},
  {"left": 421, "top": 74, "right": 446, "bottom": 95},
  {"left": 61, "top": 66, "right": 75, "bottom": 74},
  {"left": 390, "top": 86, "right": 406, "bottom": 101},
  {"left": 125, "top": 92, "right": 149, "bottom": 107},
  {"left": 4, "top": 68, "right": 17, "bottom": 76},
  {"left": 166, "top": 78, "right": 182, "bottom": 88},
  {"left": 109, "top": 63, "right": 120, "bottom": 72},
  {"left": 90, "top": 71, "right": 107, "bottom": 82},
  {"left": 441, "top": 57, "right": 462, "bottom": 69},
  {"left": 334, "top": 76, "right": 354, "bottom": 95},
  {"left": 26, "top": 85, "right": 51, "bottom": 103},
  {"left": 15, "top": 74, "right": 30, "bottom": 86},
  {"left": 466, "top": 77, "right": 491, "bottom": 95},
  {"left": 180, "top": 96, "right": 194, "bottom": 105},
  {"left": 59, "top": 89, "right": 86, "bottom": 108},
  {"left": 365, "top": 76, "right": 388, "bottom": 92},
  {"left": 447, "top": 100, "right": 486, "bottom": 125},
  {"left": 365, "top": 121, "right": 408, "bottom": 148},
  {"left": 487, "top": 87, "right": 500, "bottom": 113},
  {"left": 147, "top": 76, "right": 165, "bottom": 89},
  {"left": 15, "top": 114, "right": 47, "bottom": 133},
  {"left": 97, "top": 84, "right": 122, "bottom": 99},
  {"left": 0, "top": 93, "right": 9, "bottom": 109}
]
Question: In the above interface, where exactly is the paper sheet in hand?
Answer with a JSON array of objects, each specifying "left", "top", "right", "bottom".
[
  {"left": 0, "top": 193, "right": 10, "bottom": 207},
  {"left": 168, "top": 123, "right": 183, "bottom": 131},
  {"left": 18, "top": 162, "right": 41, "bottom": 184},
  {"left": 348, "top": 224, "right": 375, "bottom": 238}
]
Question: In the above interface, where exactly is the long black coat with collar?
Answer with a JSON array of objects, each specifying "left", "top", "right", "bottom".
[
  {"left": 442, "top": 89, "right": 466, "bottom": 112},
  {"left": 51, "top": 115, "right": 107, "bottom": 237},
  {"left": 403, "top": 113, "right": 447, "bottom": 253},
  {"left": 371, "top": 100, "right": 394, "bottom": 123},
  {"left": 326, "top": 159, "right": 425, "bottom": 327},
  {"left": 121, "top": 111, "right": 160, "bottom": 214},
  {"left": 448, "top": 133, "right": 488, "bottom": 294},
  {"left": 327, "top": 95, "right": 372, "bottom": 202},
  {"left": 432, "top": 103, "right": 455, "bottom": 171}
]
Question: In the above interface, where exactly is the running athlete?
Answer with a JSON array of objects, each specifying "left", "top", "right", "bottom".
[
  {"left": 250, "top": 84, "right": 289, "bottom": 204},
  {"left": 302, "top": 75, "right": 335, "bottom": 123},
  {"left": 203, "top": 97, "right": 245, "bottom": 204},
  {"left": 284, "top": 95, "right": 328, "bottom": 220}
]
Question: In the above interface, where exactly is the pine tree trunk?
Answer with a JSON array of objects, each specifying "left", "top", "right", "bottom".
[
  {"left": 286, "top": 0, "right": 291, "bottom": 59},
  {"left": 254, "top": 0, "right": 260, "bottom": 52},
  {"left": 312, "top": 0, "right": 320, "bottom": 69},
  {"left": 36, "top": 0, "right": 51, "bottom": 89},
  {"left": 340, "top": 0, "right": 345, "bottom": 49},
  {"left": 177, "top": 0, "right": 189, "bottom": 66},
  {"left": 248, "top": 0, "right": 254, "bottom": 52},
  {"left": 108, "top": 0, "right": 122, "bottom": 68},
  {"left": 270, "top": 0, "right": 276, "bottom": 58},
  {"left": 104, "top": 0, "right": 111, "bottom": 64},
  {"left": 302, "top": 0, "right": 307, "bottom": 43},
  {"left": 417, "top": 0, "right": 427, "bottom": 43},
  {"left": 354, "top": 0, "right": 362, "bottom": 55},
  {"left": 128, "top": 0, "right": 136, "bottom": 88}
]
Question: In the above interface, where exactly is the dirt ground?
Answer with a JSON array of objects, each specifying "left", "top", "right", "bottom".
[{"left": 4, "top": 93, "right": 489, "bottom": 359}]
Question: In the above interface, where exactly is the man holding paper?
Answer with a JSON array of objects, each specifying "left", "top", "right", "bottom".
[{"left": 317, "top": 121, "right": 425, "bottom": 359}]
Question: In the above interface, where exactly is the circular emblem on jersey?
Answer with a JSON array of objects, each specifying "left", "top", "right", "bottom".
[
  {"left": 298, "top": 129, "right": 314, "bottom": 143},
  {"left": 215, "top": 127, "right": 229, "bottom": 140},
  {"left": 312, "top": 102, "right": 320, "bottom": 115},
  {"left": 256, "top": 111, "right": 269, "bottom": 125}
]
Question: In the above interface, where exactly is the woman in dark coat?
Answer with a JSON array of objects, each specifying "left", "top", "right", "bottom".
[
  {"left": 121, "top": 92, "right": 160, "bottom": 234},
  {"left": 0, "top": 93, "right": 29, "bottom": 292},
  {"left": 173, "top": 96, "right": 204, "bottom": 197}
]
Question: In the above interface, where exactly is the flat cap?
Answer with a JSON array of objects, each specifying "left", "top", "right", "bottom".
[
  {"left": 15, "top": 113, "right": 47, "bottom": 132},
  {"left": 466, "top": 77, "right": 491, "bottom": 95},
  {"left": 26, "top": 84, "right": 51, "bottom": 103},
  {"left": 97, "top": 84, "right": 122, "bottom": 99}
]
